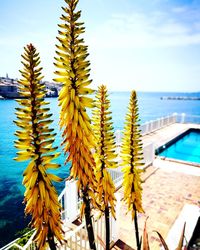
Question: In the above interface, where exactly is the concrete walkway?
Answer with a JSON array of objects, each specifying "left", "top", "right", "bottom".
[
  {"left": 114, "top": 123, "right": 200, "bottom": 249},
  {"left": 142, "top": 122, "right": 200, "bottom": 149}
]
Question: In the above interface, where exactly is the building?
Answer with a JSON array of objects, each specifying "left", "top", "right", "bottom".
[{"left": 0, "top": 75, "right": 61, "bottom": 99}]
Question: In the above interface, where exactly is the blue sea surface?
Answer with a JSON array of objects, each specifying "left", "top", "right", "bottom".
[{"left": 0, "top": 91, "right": 200, "bottom": 246}]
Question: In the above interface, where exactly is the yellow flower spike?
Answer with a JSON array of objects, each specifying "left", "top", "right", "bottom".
[
  {"left": 92, "top": 84, "right": 117, "bottom": 249},
  {"left": 54, "top": 1, "right": 97, "bottom": 249},
  {"left": 121, "top": 90, "right": 144, "bottom": 249},
  {"left": 14, "top": 44, "right": 63, "bottom": 249}
]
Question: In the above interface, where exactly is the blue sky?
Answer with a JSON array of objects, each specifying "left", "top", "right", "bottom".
[{"left": 0, "top": 0, "right": 200, "bottom": 92}]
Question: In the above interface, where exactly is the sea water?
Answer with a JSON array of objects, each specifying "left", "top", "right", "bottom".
[{"left": 0, "top": 91, "right": 200, "bottom": 246}]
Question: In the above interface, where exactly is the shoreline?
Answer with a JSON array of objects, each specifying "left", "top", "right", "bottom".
[{"left": 161, "top": 96, "right": 200, "bottom": 100}]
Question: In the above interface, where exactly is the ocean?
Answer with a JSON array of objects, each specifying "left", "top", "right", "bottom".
[{"left": 0, "top": 91, "right": 200, "bottom": 247}]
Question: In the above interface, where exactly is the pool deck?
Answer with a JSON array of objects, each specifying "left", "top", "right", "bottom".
[
  {"left": 113, "top": 123, "right": 200, "bottom": 249},
  {"left": 142, "top": 122, "right": 200, "bottom": 149}
]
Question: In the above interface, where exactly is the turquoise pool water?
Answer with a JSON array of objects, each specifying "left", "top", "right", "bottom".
[{"left": 158, "top": 129, "right": 200, "bottom": 164}]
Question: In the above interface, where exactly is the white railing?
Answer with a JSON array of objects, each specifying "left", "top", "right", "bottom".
[
  {"left": 108, "top": 142, "right": 155, "bottom": 189},
  {"left": 57, "top": 193, "right": 120, "bottom": 250},
  {"left": 140, "top": 113, "right": 176, "bottom": 135},
  {"left": 59, "top": 171, "right": 123, "bottom": 223},
  {"left": 2, "top": 231, "right": 36, "bottom": 250},
  {"left": 143, "top": 142, "right": 155, "bottom": 167},
  {"left": 114, "top": 114, "right": 177, "bottom": 140},
  {"left": 59, "top": 180, "right": 79, "bottom": 223},
  {"left": 114, "top": 112, "right": 200, "bottom": 140},
  {"left": 4, "top": 177, "right": 121, "bottom": 250},
  {"left": 175, "top": 113, "right": 200, "bottom": 124},
  {"left": 20, "top": 232, "right": 36, "bottom": 250},
  {"left": 108, "top": 168, "right": 123, "bottom": 188},
  {"left": 4, "top": 195, "right": 120, "bottom": 250}
]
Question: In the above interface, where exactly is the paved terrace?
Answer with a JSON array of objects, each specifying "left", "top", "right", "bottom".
[{"left": 113, "top": 123, "right": 200, "bottom": 250}]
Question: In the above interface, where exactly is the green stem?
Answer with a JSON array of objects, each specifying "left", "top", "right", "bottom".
[
  {"left": 133, "top": 206, "right": 141, "bottom": 250},
  {"left": 47, "top": 227, "right": 57, "bottom": 250},
  {"left": 105, "top": 206, "right": 110, "bottom": 250},
  {"left": 83, "top": 190, "right": 96, "bottom": 250}
]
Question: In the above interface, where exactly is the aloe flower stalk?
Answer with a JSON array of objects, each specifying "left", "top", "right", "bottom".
[
  {"left": 14, "top": 44, "right": 63, "bottom": 250},
  {"left": 92, "top": 85, "right": 117, "bottom": 250},
  {"left": 54, "top": 0, "right": 97, "bottom": 249},
  {"left": 121, "top": 90, "right": 144, "bottom": 250}
]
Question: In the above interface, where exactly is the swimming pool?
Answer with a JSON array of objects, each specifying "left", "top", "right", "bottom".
[{"left": 156, "top": 129, "right": 200, "bottom": 165}]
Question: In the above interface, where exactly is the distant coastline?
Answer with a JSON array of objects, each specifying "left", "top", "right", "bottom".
[
  {"left": 161, "top": 96, "right": 200, "bottom": 100},
  {"left": 0, "top": 75, "right": 61, "bottom": 99},
  {"left": 1, "top": 75, "right": 200, "bottom": 100}
]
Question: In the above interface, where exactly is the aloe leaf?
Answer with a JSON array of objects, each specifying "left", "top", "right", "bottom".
[
  {"left": 176, "top": 222, "right": 186, "bottom": 250},
  {"left": 143, "top": 217, "right": 150, "bottom": 250},
  {"left": 155, "top": 231, "right": 169, "bottom": 250}
]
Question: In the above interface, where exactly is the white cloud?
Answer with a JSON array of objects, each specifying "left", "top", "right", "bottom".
[
  {"left": 87, "top": 7, "right": 200, "bottom": 49},
  {"left": 172, "top": 6, "right": 187, "bottom": 13},
  {"left": 158, "top": 21, "right": 190, "bottom": 35}
]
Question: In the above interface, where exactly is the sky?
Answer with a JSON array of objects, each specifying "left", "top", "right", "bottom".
[{"left": 0, "top": 0, "right": 200, "bottom": 92}]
